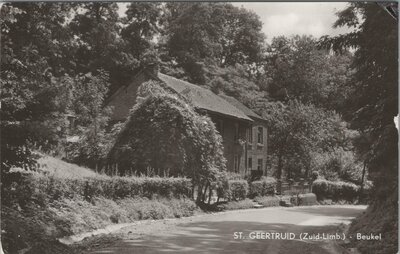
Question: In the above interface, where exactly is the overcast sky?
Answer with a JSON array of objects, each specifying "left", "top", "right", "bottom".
[
  {"left": 118, "top": 2, "right": 351, "bottom": 42},
  {"left": 233, "top": 2, "right": 351, "bottom": 41}
]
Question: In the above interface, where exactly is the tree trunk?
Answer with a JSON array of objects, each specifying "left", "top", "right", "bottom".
[
  {"left": 196, "top": 183, "right": 203, "bottom": 203},
  {"left": 359, "top": 160, "right": 367, "bottom": 202},
  {"left": 202, "top": 182, "right": 209, "bottom": 202},
  {"left": 191, "top": 182, "right": 195, "bottom": 200},
  {"left": 208, "top": 185, "right": 213, "bottom": 205},
  {"left": 277, "top": 153, "right": 283, "bottom": 180}
]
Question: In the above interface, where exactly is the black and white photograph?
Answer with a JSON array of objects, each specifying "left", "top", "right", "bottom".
[{"left": 0, "top": 1, "right": 398, "bottom": 254}]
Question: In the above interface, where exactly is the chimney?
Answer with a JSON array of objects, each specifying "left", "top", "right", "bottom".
[{"left": 145, "top": 62, "right": 159, "bottom": 77}]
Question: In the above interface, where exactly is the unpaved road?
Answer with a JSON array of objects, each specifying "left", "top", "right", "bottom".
[{"left": 86, "top": 205, "right": 366, "bottom": 254}]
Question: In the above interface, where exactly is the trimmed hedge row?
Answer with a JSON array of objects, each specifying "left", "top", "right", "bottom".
[
  {"left": 312, "top": 179, "right": 360, "bottom": 202},
  {"left": 254, "top": 196, "right": 280, "bottom": 207},
  {"left": 224, "top": 177, "right": 278, "bottom": 201},
  {"left": 2, "top": 171, "right": 192, "bottom": 206},
  {"left": 218, "top": 199, "right": 255, "bottom": 210},
  {"left": 249, "top": 177, "right": 276, "bottom": 198}
]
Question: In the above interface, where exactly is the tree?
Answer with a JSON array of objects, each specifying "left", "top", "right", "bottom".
[
  {"left": 161, "top": 3, "right": 265, "bottom": 84},
  {"left": 0, "top": 3, "right": 76, "bottom": 171},
  {"left": 69, "top": 2, "right": 141, "bottom": 91},
  {"left": 320, "top": 3, "right": 398, "bottom": 254},
  {"left": 64, "top": 71, "right": 112, "bottom": 169},
  {"left": 260, "top": 100, "right": 344, "bottom": 181},
  {"left": 121, "top": 3, "right": 162, "bottom": 59},
  {"left": 205, "top": 63, "right": 264, "bottom": 104},
  {"left": 262, "top": 35, "right": 353, "bottom": 112}
]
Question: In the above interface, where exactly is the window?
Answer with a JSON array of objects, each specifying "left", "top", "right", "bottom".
[
  {"left": 257, "top": 127, "right": 263, "bottom": 144},
  {"left": 247, "top": 127, "right": 253, "bottom": 143},
  {"left": 257, "top": 159, "right": 263, "bottom": 171},
  {"left": 248, "top": 157, "right": 252, "bottom": 170},
  {"left": 234, "top": 123, "right": 239, "bottom": 143},
  {"left": 234, "top": 155, "right": 239, "bottom": 172},
  {"left": 216, "top": 120, "right": 224, "bottom": 136}
]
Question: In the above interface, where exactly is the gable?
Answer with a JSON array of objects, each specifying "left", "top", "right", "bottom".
[{"left": 106, "top": 70, "right": 149, "bottom": 121}]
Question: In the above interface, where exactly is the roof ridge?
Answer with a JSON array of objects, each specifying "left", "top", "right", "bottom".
[
  {"left": 158, "top": 73, "right": 211, "bottom": 92},
  {"left": 218, "top": 94, "right": 265, "bottom": 121}
]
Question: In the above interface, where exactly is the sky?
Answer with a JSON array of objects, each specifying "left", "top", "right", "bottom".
[
  {"left": 233, "top": 2, "right": 351, "bottom": 42},
  {"left": 118, "top": 2, "right": 352, "bottom": 42}
]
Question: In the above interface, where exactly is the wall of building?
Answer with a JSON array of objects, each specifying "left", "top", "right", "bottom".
[
  {"left": 210, "top": 115, "right": 249, "bottom": 175},
  {"left": 107, "top": 72, "right": 149, "bottom": 122},
  {"left": 246, "top": 120, "right": 268, "bottom": 177}
]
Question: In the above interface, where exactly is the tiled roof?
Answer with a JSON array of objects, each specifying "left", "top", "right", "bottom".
[
  {"left": 157, "top": 73, "right": 252, "bottom": 122},
  {"left": 218, "top": 94, "right": 264, "bottom": 120}
]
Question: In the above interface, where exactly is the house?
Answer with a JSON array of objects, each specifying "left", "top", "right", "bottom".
[
  {"left": 106, "top": 67, "right": 268, "bottom": 177},
  {"left": 219, "top": 95, "right": 269, "bottom": 178}
]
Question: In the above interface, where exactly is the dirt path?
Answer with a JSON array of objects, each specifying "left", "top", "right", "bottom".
[{"left": 83, "top": 205, "right": 366, "bottom": 254}]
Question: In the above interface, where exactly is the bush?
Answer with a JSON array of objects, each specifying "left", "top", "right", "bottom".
[
  {"left": 312, "top": 179, "right": 360, "bottom": 202},
  {"left": 249, "top": 177, "right": 276, "bottom": 198},
  {"left": 310, "top": 148, "right": 363, "bottom": 183},
  {"left": 289, "top": 195, "right": 298, "bottom": 205},
  {"left": 298, "top": 193, "right": 317, "bottom": 206},
  {"left": 218, "top": 199, "right": 254, "bottom": 210},
  {"left": 2, "top": 171, "right": 192, "bottom": 205},
  {"left": 254, "top": 196, "right": 280, "bottom": 207},
  {"left": 228, "top": 180, "right": 248, "bottom": 201}
]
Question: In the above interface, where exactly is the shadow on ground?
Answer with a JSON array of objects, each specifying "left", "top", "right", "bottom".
[
  {"left": 289, "top": 206, "right": 366, "bottom": 217},
  {"left": 87, "top": 206, "right": 366, "bottom": 254}
]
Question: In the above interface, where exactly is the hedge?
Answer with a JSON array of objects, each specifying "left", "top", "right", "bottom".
[
  {"left": 2, "top": 171, "right": 192, "bottom": 206},
  {"left": 218, "top": 199, "right": 255, "bottom": 210},
  {"left": 297, "top": 193, "right": 317, "bottom": 206},
  {"left": 249, "top": 177, "right": 276, "bottom": 198},
  {"left": 228, "top": 180, "right": 248, "bottom": 201},
  {"left": 254, "top": 196, "right": 280, "bottom": 207},
  {"left": 312, "top": 179, "right": 360, "bottom": 202}
]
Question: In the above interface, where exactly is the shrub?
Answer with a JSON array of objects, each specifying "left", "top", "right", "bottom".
[
  {"left": 2, "top": 171, "right": 192, "bottom": 205},
  {"left": 228, "top": 180, "right": 248, "bottom": 201},
  {"left": 289, "top": 195, "right": 298, "bottom": 205},
  {"left": 310, "top": 148, "right": 363, "bottom": 183},
  {"left": 311, "top": 171, "right": 319, "bottom": 181},
  {"left": 297, "top": 193, "right": 317, "bottom": 206},
  {"left": 163, "top": 198, "right": 198, "bottom": 218},
  {"left": 312, "top": 179, "right": 360, "bottom": 202},
  {"left": 249, "top": 177, "right": 276, "bottom": 198},
  {"left": 254, "top": 196, "right": 280, "bottom": 207},
  {"left": 218, "top": 199, "right": 254, "bottom": 210}
]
